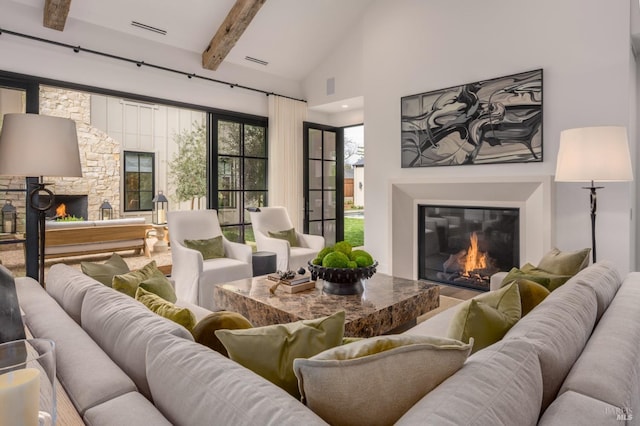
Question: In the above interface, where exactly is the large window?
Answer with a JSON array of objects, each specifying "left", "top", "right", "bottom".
[
  {"left": 214, "top": 115, "right": 268, "bottom": 243},
  {"left": 124, "top": 151, "right": 154, "bottom": 211}
]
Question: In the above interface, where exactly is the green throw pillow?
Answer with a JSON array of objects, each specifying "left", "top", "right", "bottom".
[
  {"left": 81, "top": 253, "right": 130, "bottom": 287},
  {"left": 268, "top": 228, "right": 298, "bottom": 247},
  {"left": 447, "top": 282, "right": 521, "bottom": 353},
  {"left": 293, "top": 335, "right": 472, "bottom": 426},
  {"left": 191, "top": 311, "right": 253, "bottom": 357},
  {"left": 183, "top": 236, "right": 225, "bottom": 260},
  {"left": 112, "top": 260, "right": 166, "bottom": 297},
  {"left": 135, "top": 287, "right": 196, "bottom": 331},
  {"left": 502, "top": 263, "right": 573, "bottom": 292},
  {"left": 215, "top": 311, "right": 345, "bottom": 398},
  {"left": 139, "top": 275, "right": 177, "bottom": 303},
  {"left": 537, "top": 247, "right": 591, "bottom": 276},
  {"left": 501, "top": 278, "right": 550, "bottom": 316}
]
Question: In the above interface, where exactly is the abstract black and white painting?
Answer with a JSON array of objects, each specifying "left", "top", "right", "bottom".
[{"left": 401, "top": 69, "right": 542, "bottom": 168}]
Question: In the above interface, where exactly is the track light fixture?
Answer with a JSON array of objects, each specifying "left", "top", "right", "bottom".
[{"left": 0, "top": 26, "right": 305, "bottom": 102}]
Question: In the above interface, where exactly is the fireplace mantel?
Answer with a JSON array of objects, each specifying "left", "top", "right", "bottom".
[{"left": 389, "top": 175, "right": 555, "bottom": 281}]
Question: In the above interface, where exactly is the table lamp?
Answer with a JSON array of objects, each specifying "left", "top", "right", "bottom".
[
  {"left": 0, "top": 113, "right": 82, "bottom": 285},
  {"left": 555, "top": 126, "right": 633, "bottom": 263}
]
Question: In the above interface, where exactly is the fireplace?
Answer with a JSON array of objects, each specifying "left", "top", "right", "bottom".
[
  {"left": 43, "top": 195, "right": 89, "bottom": 221},
  {"left": 418, "top": 205, "right": 519, "bottom": 291}
]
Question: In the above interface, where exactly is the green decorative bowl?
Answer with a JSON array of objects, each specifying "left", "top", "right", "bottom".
[{"left": 307, "top": 261, "right": 378, "bottom": 295}]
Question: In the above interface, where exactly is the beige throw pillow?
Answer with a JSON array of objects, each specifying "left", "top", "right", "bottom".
[{"left": 293, "top": 335, "right": 472, "bottom": 426}]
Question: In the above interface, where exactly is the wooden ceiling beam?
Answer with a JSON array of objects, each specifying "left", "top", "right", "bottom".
[
  {"left": 202, "top": 0, "right": 266, "bottom": 71},
  {"left": 43, "top": 0, "right": 72, "bottom": 31}
]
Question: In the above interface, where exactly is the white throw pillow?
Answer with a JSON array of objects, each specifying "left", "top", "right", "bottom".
[{"left": 293, "top": 334, "right": 472, "bottom": 426}]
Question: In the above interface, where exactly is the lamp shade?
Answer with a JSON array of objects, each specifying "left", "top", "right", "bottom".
[
  {"left": 0, "top": 113, "right": 82, "bottom": 177},
  {"left": 555, "top": 126, "right": 633, "bottom": 182}
]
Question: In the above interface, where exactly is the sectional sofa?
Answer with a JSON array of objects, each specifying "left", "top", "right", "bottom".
[{"left": 14, "top": 261, "right": 640, "bottom": 425}]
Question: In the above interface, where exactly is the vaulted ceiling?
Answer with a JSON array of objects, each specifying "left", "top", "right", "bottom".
[{"left": 16, "top": 0, "right": 372, "bottom": 82}]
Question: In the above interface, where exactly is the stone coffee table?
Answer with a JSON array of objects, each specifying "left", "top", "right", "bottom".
[{"left": 213, "top": 274, "right": 440, "bottom": 337}]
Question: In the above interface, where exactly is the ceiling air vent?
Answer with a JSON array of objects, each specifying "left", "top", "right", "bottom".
[
  {"left": 131, "top": 21, "right": 167, "bottom": 35},
  {"left": 245, "top": 56, "right": 268, "bottom": 66}
]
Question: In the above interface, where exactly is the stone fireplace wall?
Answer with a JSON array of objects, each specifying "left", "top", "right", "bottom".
[{"left": 0, "top": 87, "right": 121, "bottom": 230}]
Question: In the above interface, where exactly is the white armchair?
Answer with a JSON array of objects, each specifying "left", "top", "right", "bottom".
[
  {"left": 249, "top": 207, "right": 324, "bottom": 272},
  {"left": 167, "top": 209, "right": 252, "bottom": 311}
]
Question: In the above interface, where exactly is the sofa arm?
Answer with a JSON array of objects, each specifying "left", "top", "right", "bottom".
[
  {"left": 223, "top": 239, "right": 253, "bottom": 267},
  {"left": 297, "top": 233, "right": 325, "bottom": 250},
  {"left": 490, "top": 271, "right": 509, "bottom": 291},
  {"left": 170, "top": 243, "right": 204, "bottom": 304},
  {"left": 255, "top": 231, "right": 290, "bottom": 271}
]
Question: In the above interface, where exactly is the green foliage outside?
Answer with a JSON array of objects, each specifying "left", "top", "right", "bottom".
[
  {"left": 169, "top": 123, "right": 206, "bottom": 210},
  {"left": 344, "top": 217, "right": 364, "bottom": 248}
]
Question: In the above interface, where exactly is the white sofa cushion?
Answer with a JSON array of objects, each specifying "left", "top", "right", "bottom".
[
  {"left": 146, "top": 333, "right": 328, "bottom": 426},
  {"left": 93, "top": 218, "right": 146, "bottom": 227},
  {"left": 557, "top": 272, "right": 640, "bottom": 416},
  {"left": 16, "top": 277, "right": 137, "bottom": 415},
  {"left": 538, "top": 391, "right": 624, "bottom": 426},
  {"left": 504, "top": 274, "right": 598, "bottom": 410},
  {"left": 396, "top": 338, "right": 543, "bottom": 426},
  {"left": 81, "top": 285, "right": 194, "bottom": 399},
  {"left": 46, "top": 264, "right": 103, "bottom": 324},
  {"left": 403, "top": 303, "right": 460, "bottom": 338},
  {"left": 83, "top": 391, "right": 171, "bottom": 426},
  {"left": 571, "top": 260, "right": 622, "bottom": 321}
]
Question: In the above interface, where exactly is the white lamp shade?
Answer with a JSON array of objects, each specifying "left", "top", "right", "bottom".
[
  {"left": 555, "top": 126, "right": 633, "bottom": 182},
  {"left": 0, "top": 113, "right": 82, "bottom": 177}
]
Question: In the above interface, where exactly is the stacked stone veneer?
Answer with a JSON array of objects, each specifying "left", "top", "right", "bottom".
[{"left": 0, "top": 87, "right": 121, "bottom": 232}]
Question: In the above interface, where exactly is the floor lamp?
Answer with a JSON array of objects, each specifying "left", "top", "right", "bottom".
[
  {"left": 555, "top": 126, "right": 633, "bottom": 263},
  {"left": 0, "top": 113, "right": 82, "bottom": 286}
]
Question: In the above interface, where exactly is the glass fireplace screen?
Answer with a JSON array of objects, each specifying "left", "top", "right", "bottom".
[{"left": 418, "top": 205, "right": 519, "bottom": 291}]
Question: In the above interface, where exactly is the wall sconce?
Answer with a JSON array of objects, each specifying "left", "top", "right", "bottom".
[
  {"left": 99, "top": 199, "right": 113, "bottom": 221},
  {"left": 2, "top": 200, "right": 17, "bottom": 234},
  {"left": 152, "top": 191, "right": 168, "bottom": 225}
]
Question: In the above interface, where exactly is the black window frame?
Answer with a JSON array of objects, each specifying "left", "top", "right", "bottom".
[
  {"left": 210, "top": 113, "right": 268, "bottom": 243},
  {"left": 123, "top": 150, "right": 155, "bottom": 212}
]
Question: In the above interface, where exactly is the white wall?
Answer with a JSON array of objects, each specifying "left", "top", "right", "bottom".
[
  {"left": 0, "top": 1, "right": 302, "bottom": 117},
  {"left": 305, "top": 0, "right": 636, "bottom": 275}
]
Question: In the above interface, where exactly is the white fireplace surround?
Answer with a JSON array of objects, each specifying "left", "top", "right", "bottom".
[{"left": 390, "top": 175, "right": 555, "bottom": 281}]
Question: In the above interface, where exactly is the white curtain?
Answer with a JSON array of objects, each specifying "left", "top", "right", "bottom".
[{"left": 268, "top": 95, "right": 308, "bottom": 230}]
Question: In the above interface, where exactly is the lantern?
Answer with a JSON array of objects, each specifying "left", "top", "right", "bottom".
[
  {"left": 100, "top": 199, "right": 113, "bottom": 221},
  {"left": 152, "top": 191, "right": 168, "bottom": 225},
  {"left": 2, "top": 200, "right": 17, "bottom": 234}
]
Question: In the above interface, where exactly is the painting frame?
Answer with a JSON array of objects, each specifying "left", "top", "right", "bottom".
[{"left": 401, "top": 69, "right": 543, "bottom": 168}]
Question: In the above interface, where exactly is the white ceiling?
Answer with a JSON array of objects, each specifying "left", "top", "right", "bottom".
[{"left": 10, "top": 0, "right": 372, "bottom": 82}]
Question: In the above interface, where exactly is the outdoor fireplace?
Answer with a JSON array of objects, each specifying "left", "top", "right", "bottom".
[
  {"left": 418, "top": 205, "right": 519, "bottom": 291},
  {"left": 43, "top": 195, "right": 89, "bottom": 221}
]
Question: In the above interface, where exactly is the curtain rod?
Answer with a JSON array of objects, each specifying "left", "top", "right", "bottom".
[{"left": 0, "top": 27, "right": 307, "bottom": 103}]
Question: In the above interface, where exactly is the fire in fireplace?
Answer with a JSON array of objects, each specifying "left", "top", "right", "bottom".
[
  {"left": 42, "top": 195, "right": 89, "bottom": 220},
  {"left": 418, "top": 205, "right": 519, "bottom": 291}
]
